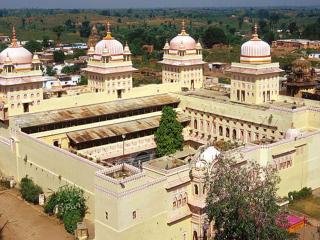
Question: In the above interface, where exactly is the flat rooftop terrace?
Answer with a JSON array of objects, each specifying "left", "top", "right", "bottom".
[
  {"left": 14, "top": 94, "right": 180, "bottom": 133},
  {"left": 144, "top": 148, "right": 195, "bottom": 172},
  {"left": 179, "top": 89, "right": 307, "bottom": 111}
]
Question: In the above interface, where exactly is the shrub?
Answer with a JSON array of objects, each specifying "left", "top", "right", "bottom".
[
  {"left": 44, "top": 185, "right": 87, "bottom": 234},
  {"left": 55, "top": 185, "right": 87, "bottom": 220},
  {"left": 63, "top": 209, "right": 82, "bottom": 234},
  {"left": 20, "top": 177, "right": 43, "bottom": 204},
  {"left": 288, "top": 187, "right": 312, "bottom": 201},
  {"left": 44, "top": 193, "right": 58, "bottom": 215}
]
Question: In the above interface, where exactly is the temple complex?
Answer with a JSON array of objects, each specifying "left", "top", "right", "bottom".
[{"left": 0, "top": 22, "right": 320, "bottom": 240}]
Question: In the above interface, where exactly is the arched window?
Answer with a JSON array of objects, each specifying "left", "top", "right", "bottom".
[
  {"left": 194, "top": 184, "right": 199, "bottom": 195},
  {"left": 219, "top": 126, "right": 223, "bottom": 136},
  {"left": 194, "top": 119, "right": 198, "bottom": 129},
  {"left": 182, "top": 193, "right": 187, "bottom": 205},
  {"left": 232, "top": 129, "right": 237, "bottom": 140},
  {"left": 226, "top": 128, "right": 230, "bottom": 138},
  {"left": 173, "top": 197, "right": 177, "bottom": 209}
]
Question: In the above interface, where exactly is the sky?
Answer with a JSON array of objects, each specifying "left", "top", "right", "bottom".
[{"left": 1, "top": 0, "right": 320, "bottom": 9}]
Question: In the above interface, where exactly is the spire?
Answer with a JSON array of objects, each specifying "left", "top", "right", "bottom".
[
  {"left": 104, "top": 21, "right": 113, "bottom": 40},
  {"left": 11, "top": 26, "right": 18, "bottom": 47},
  {"left": 124, "top": 42, "right": 131, "bottom": 54},
  {"left": 252, "top": 23, "right": 259, "bottom": 40},
  {"left": 180, "top": 20, "right": 188, "bottom": 35}
]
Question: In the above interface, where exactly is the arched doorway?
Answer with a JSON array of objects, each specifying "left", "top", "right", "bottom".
[
  {"left": 232, "top": 129, "right": 237, "bottom": 140},
  {"left": 193, "top": 231, "right": 198, "bottom": 240}
]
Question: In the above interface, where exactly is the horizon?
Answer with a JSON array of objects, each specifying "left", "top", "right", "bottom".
[{"left": 1, "top": 0, "right": 320, "bottom": 9}]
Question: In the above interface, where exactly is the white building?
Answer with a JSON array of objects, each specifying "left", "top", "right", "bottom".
[
  {"left": 159, "top": 21, "right": 205, "bottom": 90},
  {"left": 83, "top": 22, "right": 136, "bottom": 98}
]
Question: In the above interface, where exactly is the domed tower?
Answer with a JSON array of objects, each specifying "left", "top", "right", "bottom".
[
  {"left": 227, "top": 24, "right": 283, "bottom": 105},
  {"left": 159, "top": 20, "right": 205, "bottom": 90},
  {"left": 188, "top": 145, "right": 220, "bottom": 240},
  {"left": 286, "top": 57, "right": 317, "bottom": 97},
  {"left": 83, "top": 21, "right": 136, "bottom": 96},
  {"left": 0, "top": 27, "right": 44, "bottom": 120},
  {"left": 87, "top": 24, "right": 100, "bottom": 48}
]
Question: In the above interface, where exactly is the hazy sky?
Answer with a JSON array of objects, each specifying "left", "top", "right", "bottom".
[{"left": 1, "top": 0, "right": 320, "bottom": 9}]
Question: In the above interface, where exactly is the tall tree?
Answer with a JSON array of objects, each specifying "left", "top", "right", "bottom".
[
  {"left": 53, "top": 25, "right": 64, "bottom": 43},
  {"left": 202, "top": 27, "right": 227, "bottom": 48},
  {"left": 155, "top": 106, "right": 183, "bottom": 157},
  {"left": 24, "top": 40, "right": 42, "bottom": 53},
  {"left": 206, "top": 157, "right": 290, "bottom": 240},
  {"left": 53, "top": 50, "right": 65, "bottom": 63}
]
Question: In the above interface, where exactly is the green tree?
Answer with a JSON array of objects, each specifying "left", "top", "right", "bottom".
[
  {"left": 202, "top": 27, "right": 227, "bottom": 48},
  {"left": 288, "top": 22, "right": 298, "bottom": 35},
  {"left": 79, "top": 75, "right": 88, "bottom": 85},
  {"left": 53, "top": 25, "right": 64, "bottom": 42},
  {"left": 24, "top": 40, "right": 42, "bottom": 53},
  {"left": 53, "top": 50, "right": 65, "bottom": 63},
  {"left": 63, "top": 210, "right": 82, "bottom": 234},
  {"left": 154, "top": 106, "right": 183, "bottom": 157},
  {"left": 42, "top": 36, "right": 50, "bottom": 48},
  {"left": 206, "top": 157, "right": 290, "bottom": 240},
  {"left": 46, "top": 66, "right": 57, "bottom": 76},
  {"left": 79, "top": 21, "right": 91, "bottom": 38}
]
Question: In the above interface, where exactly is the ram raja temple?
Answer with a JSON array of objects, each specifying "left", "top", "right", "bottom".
[{"left": 1, "top": 22, "right": 320, "bottom": 240}]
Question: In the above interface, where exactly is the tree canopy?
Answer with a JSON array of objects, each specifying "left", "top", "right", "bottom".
[
  {"left": 24, "top": 40, "right": 42, "bottom": 53},
  {"left": 206, "top": 157, "right": 289, "bottom": 240},
  {"left": 154, "top": 106, "right": 183, "bottom": 157},
  {"left": 202, "top": 27, "right": 227, "bottom": 48},
  {"left": 53, "top": 50, "right": 65, "bottom": 63}
]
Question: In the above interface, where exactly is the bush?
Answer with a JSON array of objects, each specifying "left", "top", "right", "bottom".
[
  {"left": 55, "top": 185, "right": 87, "bottom": 220},
  {"left": 44, "top": 185, "right": 87, "bottom": 234},
  {"left": 63, "top": 209, "right": 82, "bottom": 234},
  {"left": 288, "top": 187, "right": 312, "bottom": 201},
  {"left": 20, "top": 177, "right": 43, "bottom": 204},
  {"left": 44, "top": 193, "right": 58, "bottom": 215}
]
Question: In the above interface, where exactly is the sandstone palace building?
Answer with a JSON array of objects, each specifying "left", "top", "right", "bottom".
[{"left": 1, "top": 22, "right": 320, "bottom": 240}]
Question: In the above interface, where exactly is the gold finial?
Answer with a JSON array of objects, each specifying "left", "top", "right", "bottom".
[
  {"left": 181, "top": 20, "right": 187, "bottom": 35},
  {"left": 11, "top": 26, "right": 18, "bottom": 47},
  {"left": 252, "top": 23, "right": 259, "bottom": 39},
  {"left": 104, "top": 21, "right": 113, "bottom": 40}
]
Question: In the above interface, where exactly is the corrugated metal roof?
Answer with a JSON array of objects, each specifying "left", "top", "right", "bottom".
[
  {"left": 67, "top": 114, "right": 190, "bottom": 144},
  {"left": 14, "top": 94, "right": 180, "bottom": 129}
]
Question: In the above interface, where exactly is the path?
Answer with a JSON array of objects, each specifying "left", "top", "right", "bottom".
[{"left": 0, "top": 189, "right": 73, "bottom": 240}]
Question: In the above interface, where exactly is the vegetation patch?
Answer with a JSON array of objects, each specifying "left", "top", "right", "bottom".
[
  {"left": 44, "top": 185, "right": 87, "bottom": 234},
  {"left": 20, "top": 176, "right": 43, "bottom": 204}
]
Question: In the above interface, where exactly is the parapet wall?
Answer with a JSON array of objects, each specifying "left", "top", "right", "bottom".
[{"left": 0, "top": 127, "right": 104, "bottom": 220}]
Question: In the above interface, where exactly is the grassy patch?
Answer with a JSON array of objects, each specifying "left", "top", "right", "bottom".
[{"left": 289, "top": 196, "right": 320, "bottom": 220}]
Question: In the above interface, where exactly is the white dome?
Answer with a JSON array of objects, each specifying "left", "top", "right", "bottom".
[
  {"left": 195, "top": 146, "right": 220, "bottom": 169},
  {"left": 95, "top": 39, "right": 124, "bottom": 56},
  {"left": 285, "top": 128, "right": 301, "bottom": 140},
  {"left": 170, "top": 35, "right": 196, "bottom": 50},
  {"left": 240, "top": 25, "right": 271, "bottom": 64},
  {"left": 168, "top": 20, "right": 196, "bottom": 50},
  {"left": 0, "top": 46, "right": 32, "bottom": 65}
]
